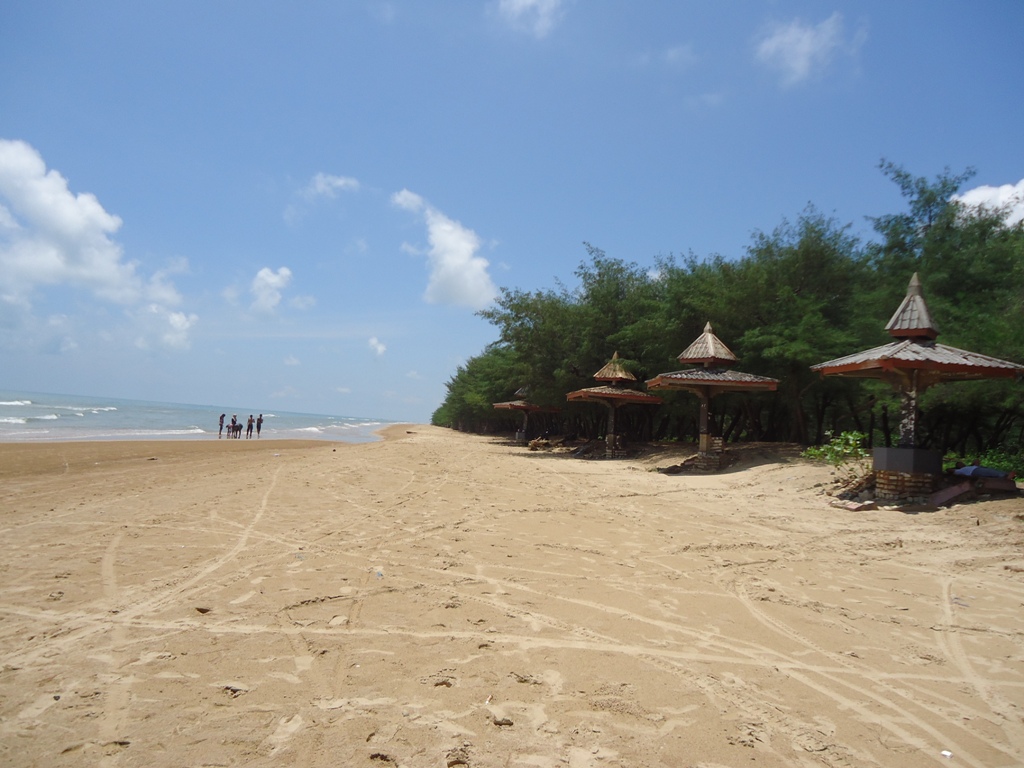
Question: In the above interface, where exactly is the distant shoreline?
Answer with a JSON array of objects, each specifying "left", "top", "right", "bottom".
[{"left": 0, "top": 422, "right": 421, "bottom": 446}]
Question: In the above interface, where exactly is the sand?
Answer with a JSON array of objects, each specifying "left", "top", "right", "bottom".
[{"left": 1, "top": 426, "right": 1023, "bottom": 768}]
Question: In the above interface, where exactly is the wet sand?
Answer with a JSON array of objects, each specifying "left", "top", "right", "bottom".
[{"left": 1, "top": 426, "right": 1023, "bottom": 767}]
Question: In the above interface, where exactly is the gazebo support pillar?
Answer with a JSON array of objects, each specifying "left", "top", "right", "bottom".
[
  {"left": 697, "top": 393, "right": 711, "bottom": 454},
  {"left": 694, "top": 390, "right": 725, "bottom": 471},
  {"left": 897, "top": 372, "right": 919, "bottom": 448},
  {"left": 605, "top": 403, "right": 617, "bottom": 457}
]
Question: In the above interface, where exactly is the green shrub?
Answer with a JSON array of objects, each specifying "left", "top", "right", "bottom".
[
  {"left": 803, "top": 431, "right": 871, "bottom": 482},
  {"left": 944, "top": 445, "right": 1024, "bottom": 476}
]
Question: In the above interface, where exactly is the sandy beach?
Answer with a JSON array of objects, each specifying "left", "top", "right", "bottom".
[{"left": 1, "top": 426, "right": 1023, "bottom": 767}]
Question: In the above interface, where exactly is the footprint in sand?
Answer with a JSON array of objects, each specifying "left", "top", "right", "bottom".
[{"left": 262, "top": 714, "right": 303, "bottom": 753}]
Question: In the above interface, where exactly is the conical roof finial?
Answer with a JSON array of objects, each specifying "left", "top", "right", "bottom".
[
  {"left": 677, "top": 321, "right": 739, "bottom": 368},
  {"left": 885, "top": 272, "right": 938, "bottom": 340},
  {"left": 593, "top": 351, "right": 636, "bottom": 382}
]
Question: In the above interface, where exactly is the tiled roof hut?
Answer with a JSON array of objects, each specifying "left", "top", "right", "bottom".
[
  {"left": 647, "top": 322, "right": 778, "bottom": 468},
  {"left": 811, "top": 273, "right": 1023, "bottom": 500},
  {"left": 567, "top": 352, "right": 662, "bottom": 457},
  {"left": 494, "top": 387, "right": 558, "bottom": 442}
]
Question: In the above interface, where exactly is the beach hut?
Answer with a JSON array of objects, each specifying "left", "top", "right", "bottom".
[
  {"left": 493, "top": 388, "right": 558, "bottom": 443},
  {"left": 566, "top": 352, "right": 662, "bottom": 457},
  {"left": 646, "top": 322, "right": 779, "bottom": 470},
  {"left": 810, "top": 273, "right": 1024, "bottom": 500}
]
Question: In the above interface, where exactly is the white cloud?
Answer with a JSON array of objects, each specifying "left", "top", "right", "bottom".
[
  {"left": 497, "top": 0, "right": 565, "bottom": 39},
  {"left": 284, "top": 355, "right": 300, "bottom": 366},
  {"left": 955, "top": 179, "right": 1024, "bottom": 226},
  {"left": 0, "top": 139, "right": 195, "bottom": 350},
  {"left": 286, "top": 172, "right": 361, "bottom": 224},
  {"left": 0, "top": 139, "right": 138, "bottom": 303},
  {"left": 392, "top": 188, "right": 425, "bottom": 212},
  {"left": 132, "top": 304, "right": 198, "bottom": 350},
  {"left": 755, "top": 12, "right": 854, "bottom": 87},
  {"left": 368, "top": 336, "right": 386, "bottom": 356},
  {"left": 221, "top": 284, "right": 241, "bottom": 305},
  {"left": 162, "top": 309, "right": 198, "bottom": 349},
  {"left": 336, "top": 386, "right": 352, "bottom": 394},
  {"left": 0, "top": 202, "right": 18, "bottom": 231},
  {"left": 302, "top": 172, "right": 360, "bottom": 200},
  {"left": 250, "top": 266, "right": 292, "bottom": 313},
  {"left": 391, "top": 188, "right": 498, "bottom": 310}
]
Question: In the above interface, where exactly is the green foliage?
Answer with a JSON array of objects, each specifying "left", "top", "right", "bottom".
[
  {"left": 433, "top": 160, "right": 1024, "bottom": 451},
  {"left": 944, "top": 447, "right": 1024, "bottom": 477},
  {"left": 802, "top": 431, "right": 872, "bottom": 482},
  {"left": 802, "top": 431, "right": 870, "bottom": 465},
  {"left": 431, "top": 345, "right": 520, "bottom": 430}
]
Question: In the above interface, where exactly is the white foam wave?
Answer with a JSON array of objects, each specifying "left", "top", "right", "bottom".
[
  {"left": 123, "top": 427, "right": 206, "bottom": 436},
  {"left": 0, "top": 400, "right": 32, "bottom": 406},
  {"left": 0, "top": 417, "right": 28, "bottom": 424}
]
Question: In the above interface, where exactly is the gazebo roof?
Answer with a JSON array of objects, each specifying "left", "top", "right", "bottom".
[
  {"left": 593, "top": 351, "right": 636, "bottom": 383},
  {"left": 493, "top": 400, "right": 545, "bottom": 412},
  {"left": 566, "top": 385, "right": 662, "bottom": 406},
  {"left": 885, "top": 273, "right": 938, "bottom": 340},
  {"left": 647, "top": 321, "right": 778, "bottom": 395},
  {"left": 646, "top": 367, "right": 779, "bottom": 396},
  {"left": 809, "top": 339, "right": 1023, "bottom": 387},
  {"left": 677, "top": 322, "right": 739, "bottom": 367},
  {"left": 494, "top": 386, "right": 560, "bottom": 413},
  {"left": 812, "top": 274, "right": 1024, "bottom": 388},
  {"left": 567, "top": 352, "right": 662, "bottom": 407}
]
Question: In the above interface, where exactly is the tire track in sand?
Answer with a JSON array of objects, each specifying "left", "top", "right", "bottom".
[{"left": 1, "top": 464, "right": 285, "bottom": 670}]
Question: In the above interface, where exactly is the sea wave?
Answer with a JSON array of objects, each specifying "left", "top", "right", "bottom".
[
  {"left": 121, "top": 427, "right": 207, "bottom": 437},
  {"left": 0, "top": 400, "right": 33, "bottom": 406},
  {"left": 0, "top": 417, "right": 28, "bottom": 424}
]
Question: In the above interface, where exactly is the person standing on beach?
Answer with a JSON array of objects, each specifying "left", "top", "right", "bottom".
[
  {"left": 219, "top": 413, "right": 225, "bottom": 438},
  {"left": 246, "top": 415, "right": 254, "bottom": 439},
  {"left": 256, "top": 414, "right": 263, "bottom": 438},
  {"left": 230, "top": 415, "right": 237, "bottom": 438}
]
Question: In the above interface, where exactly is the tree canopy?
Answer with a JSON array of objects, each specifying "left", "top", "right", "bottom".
[{"left": 434, "top": 163, "right": 1024, "bottom": 456}]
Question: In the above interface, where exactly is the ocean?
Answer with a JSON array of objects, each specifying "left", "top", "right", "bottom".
[{"left": 0, "top": 390, "right": 393, "bottom": 443}]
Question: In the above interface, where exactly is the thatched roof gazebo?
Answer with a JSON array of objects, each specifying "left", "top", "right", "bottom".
[
  {"left": 493, "top": 388, "right": 558, "bottom": 442},
  {"left": 567, "top": 352, "right": 662, "bottom": 457},
  {"left": 811, "top": 273, "right": 1024, "bottom": 500},
  {"left": 812, "top": 273, "right": 1024, "bottom": 446},
  {"left": 647, "top": 322, "right": 778, "bottom": 468}
]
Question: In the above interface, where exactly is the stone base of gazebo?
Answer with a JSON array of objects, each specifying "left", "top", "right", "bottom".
[
  {"left": 691, "top": 436, "right": 725, "bottom": 472},
  {"left": 873, "top": 448, "right": 942, "bottom": 503},
  {"left": 875, "top": 470, "right": 939, "bottom": 503},
  {"left": 691, "top": 453, "right": 724, "bottom": 472}
]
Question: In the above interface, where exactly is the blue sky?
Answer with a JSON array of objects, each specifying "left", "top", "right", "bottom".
[{"left": 2, "top": 1, "right": 1023, "bottom": 423}]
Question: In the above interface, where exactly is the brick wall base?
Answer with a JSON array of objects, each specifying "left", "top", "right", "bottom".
[
  {"left": 875, "top": 469, "right": 938, "bottom": 503},
  {"left": 692, "top": 450, "right": 726, "bottom": 472}
]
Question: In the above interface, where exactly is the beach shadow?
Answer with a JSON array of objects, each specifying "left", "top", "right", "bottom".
[{"left": 492, "top": 438, "right": 807, "bottom": 474}]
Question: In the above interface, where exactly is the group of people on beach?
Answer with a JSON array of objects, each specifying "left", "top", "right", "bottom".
[{"left": 219, "top": 413, "right": 263, "bottom": 439}]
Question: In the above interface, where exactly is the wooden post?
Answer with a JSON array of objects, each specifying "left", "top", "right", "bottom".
[
  {"left": 697, "top": 391, "right": 711, "bottom": 454},
  {"left": 606, "top": 402, "right": 616, "bottom": 457}
]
